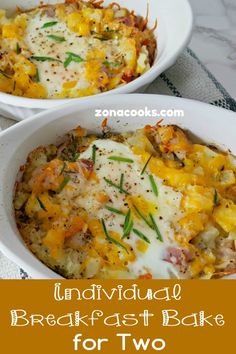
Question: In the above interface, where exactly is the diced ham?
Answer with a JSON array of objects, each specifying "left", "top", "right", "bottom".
[
  {"left": 45, "top": 7, "right": 56, "bottom": 17},
  {"left": 163, "top": 247, "right": 193, "bottom": 267},
  {"left": 116, "top": 16, "right": 135, "bottom": 27},
  {"left": 65, "top": 231, "right": 92, "bottom": 251},
  {"left": 122, "top": 70, "right": 133, "bottom": 83},
  {"left": 79, "top": 159, "right": 94, "bottom": 172}
]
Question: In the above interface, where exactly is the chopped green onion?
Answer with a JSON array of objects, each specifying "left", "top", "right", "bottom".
[
  {"left": 149, "top": 213, "right": 163, "bottom": 242},
  {"left": 149, "top": 175, "right": 158, "bottom": 196},
  {"left": 103, "top": 61, "right": 119, "bottom": 67},
  {"left": 16, "top": 43, "right": 21, "bottom": 54},
  {"left": 47, "top": 34, "right": 66, "bottom": 42},
  {"left": 92, "top": 145, "right": 96, "bottom": 164},
  {"left": 31, "top": 56, "right": 62, "bottom": 63},
  {"left": 36, "top": 197, "right": 47, "bottom": 211},
  {"left": 57, "top": 176, "right": 70, "bottom": 193},
  {"left": 41, "top": 21, "right": 58, "bottom": 29},
  {"left": 35, "top": 68, "right": 40, "bottom": 82},
  {"left": 133, "top": 229, "right": 150, "bottom": 244},
  {"left": 141, "top": 155, "right": 152, "bottom": 175},
  {"left": 103, "top": 177, "right": 130, "bottom": 195},
  {"left": 101, "top": 218, "right": 128, "bottom": 253},
  {"left": 64, "top": 52, "right": 84, "bottom": 68},
  {"left": 214, "top": 189, "right": 219, "bottom": 205},
  {"left": 105, "top": 206, "right": 125, "bottom": 216},
  {"left": 0, "top": 69, "right": 11, "bottom": 79},
  {"left": 108, "top": 156, "right": 134, "bottom": 163},
  {"left": 133, "top": 205, "right": 153, "bottom": 229}
]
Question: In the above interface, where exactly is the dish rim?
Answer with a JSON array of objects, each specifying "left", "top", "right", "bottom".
[{"left": 0, "top": 93, "right": 236, "bottom": 279}]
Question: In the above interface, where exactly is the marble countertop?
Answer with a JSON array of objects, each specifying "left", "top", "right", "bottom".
[{"left": 189, "top": 0, "right": 236, "bottom": 100}]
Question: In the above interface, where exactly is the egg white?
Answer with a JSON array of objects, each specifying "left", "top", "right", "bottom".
[
  {"left": 63, "top": 139, "right": 185, "bottom": 279},
  {"left": 24, "top": 11, "right": 125, "bottom": 97}
]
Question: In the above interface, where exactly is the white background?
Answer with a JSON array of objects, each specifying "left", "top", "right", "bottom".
[{"left": 189, "top": 0, "right": 236, "bottom": 100}]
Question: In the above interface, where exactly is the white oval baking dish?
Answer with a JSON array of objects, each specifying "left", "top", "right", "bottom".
[
  {"left": 0, "top": 0, "right": 193, "bottom": 120},
  {"left": 0, "top": 94, "right": 235, "bottom": 279}
]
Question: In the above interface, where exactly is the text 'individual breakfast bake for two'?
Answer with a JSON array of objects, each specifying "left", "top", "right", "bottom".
[
  {"left": 14, "top": 123, "right": 236, "bottom": 279},
  {"left": 0, "top": 0, "right": 156, "bottom": 99}
]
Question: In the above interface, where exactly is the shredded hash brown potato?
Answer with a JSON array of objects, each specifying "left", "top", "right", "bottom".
[
  {"left": 0, "top": 0, "right": 156, "bottom": 99},
  {"left": 14, "top": 124, "right": 236, "bottom": 279}
]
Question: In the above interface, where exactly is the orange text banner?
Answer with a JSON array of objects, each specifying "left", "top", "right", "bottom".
[{"left": 0, "top": 280, "right": 235, "bottom": 353}]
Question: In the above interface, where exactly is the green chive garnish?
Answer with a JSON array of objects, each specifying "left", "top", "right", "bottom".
[
  {"left": 149, "top": 213, "right": 163, "bottom": 242},
  {"left": 35, "top": 68, "right": 40, "bottom": 82},
  {"left": 94, "top": 36, "right": 109, "bottom": 41},
  {"left": 123, "top": 221, "right": 134, "bottom": 238},
  {"left": 103, "top": 177, "right": 130, "bottom": 195},
  {"left": 123, "top": 209, "right": 131, "bottom": 231},
  {"left": 0, "top": 69, "right": 11, "bottom": 79},
  {"left": 57, "top": 176, "right": 70, "bottom": 193},
  {"left": 120, "top": 173, "right": 124, "bottom": 189},
  {"left": 47, "top": 34, "right": 66, "bottom": 42},
  {"left": 122, "top": 209, "right": 133, "bottom": 238},
  {"left": 214, "top": 190, "right": 219, "bottom": 205},
  {"left": 133, "top": 205, "right": 153, "bottom": 229},
  {"left": 64, "top": 52, "right": 84, "bottom": 68},
  {"left": 31, "top": 56, "right": 62, "bottom": 63},
  {"left": 60, "top": 162, "right": 66, "bottom": 175},
  {"left": 101, "top": 218, "right": 128, "bottom": 253},
  {"left": 103, "top": 61, "right": 119, "bottom": 67},
  {"left": 141, "top": 155, "right": 152, "bottom": 175},
  {"left": 105, "top": 206, "right": 125, "bottom": 216},
  {"left": 92, "top": 145, "right": 96, "bottom": 163},
  {"left": 67, "top": 52, "right": 84, "bottom": 60},
  {"left": 64, "top": 57, "right": 72, "bottom": 69},
  {"left": 108, "top": 156, "right": 134, "bottom": 163},
  {"left": 71, "top": 152, "right": 80, "bottom": 162},
  {"left": 105, "top": 28, "right": 117, "bottom": 33},
  {"left": 149, "top": 175, "right": 158, "bottom": 196},
  {"left": 41, "top": 21, "right": 58, "bottom": 29},
  {"left": 133, "top": 229, "right": 150, "bottom": 244},
  {"left": 36, "top": 197, "right": 47, "bottom": 211},
  {"left": 16, "top": 43, "right": 21, "bottom": 54}
]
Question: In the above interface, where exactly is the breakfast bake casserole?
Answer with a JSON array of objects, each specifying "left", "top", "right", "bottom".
[
  {"left": 14, "top": 123, "right": 236, "bottom": 279},
  {"left": 0, "top": 0, "right": 156, "bottom": 99}
]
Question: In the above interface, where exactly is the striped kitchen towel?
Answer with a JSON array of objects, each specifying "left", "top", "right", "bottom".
[{"left": 0, "top": 47, "right": 236, "bottom": 278}]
